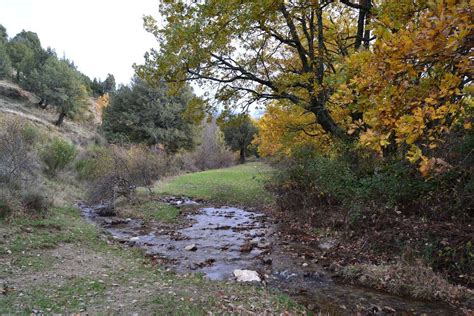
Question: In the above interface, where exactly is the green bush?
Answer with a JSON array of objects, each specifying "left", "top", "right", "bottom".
[
  {"left": 74, "top": 145, "right": 111, "bottom": 180},
  {"left": 21, "top": 123, "right": 39, "bottom": 145},
  {"left": 41, "top": 138, "right": 77, "bottom": 176},
  {"left": 75, "top": 158, "right": 96, "bottom": 180},
  {"left": 268, "top": 148, "right": 461, "bottom": 223}
]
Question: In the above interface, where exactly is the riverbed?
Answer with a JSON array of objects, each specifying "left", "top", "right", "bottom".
[{"left": 79, "top": 199, "right": 458, "bottom": 315}]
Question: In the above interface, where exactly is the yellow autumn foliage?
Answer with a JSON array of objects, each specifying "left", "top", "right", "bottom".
[
  {"left": 334, "top": 0, "right": 473, "bottom": 175},
  {"left": 254, "top": 102, "right": 333, "bottom": 158},
  {"left": 95, "top": 93, "right": 110, "bottom": 123}
]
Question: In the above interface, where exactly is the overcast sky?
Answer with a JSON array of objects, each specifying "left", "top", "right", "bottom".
[{"left": 0, "top": 0, "right": 159, "bottom": 85}]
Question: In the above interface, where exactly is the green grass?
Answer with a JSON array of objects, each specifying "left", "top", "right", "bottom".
[
  {"left": 154, "top": 162, "right": 274, "bottom": 208},
  {"left": 115, "top": 193, "right": 181, "bottom": 223},
  {"left": 0, "top": 203, "right": 305, "bottom": 314},
  {"left": 2, "top": 206, "right": 100, "bottom": 255},
  {"left": 12, "top": 277, "right": 108, "bottom": 314},
  {"left": 134, "top": 201, "right": 179, "bottom": 223}
]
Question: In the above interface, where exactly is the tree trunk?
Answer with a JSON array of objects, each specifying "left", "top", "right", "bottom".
[
  {"left": 55, "top": 111, "right": 66, "bottom": 126},
  {"left": 354, "top": 2, "right": 366, "bottom": 50},
  {"left": 363, "top": 0, "right": 372, "bottom": 49},
  {"left": 36, "top": 98, "right": 48, "bottom": 109},
  {"left": 309, "top": 97, "right": 346, "bottom": 139},
  {"left": 354, "top": 0, "right": 372, "bottom": 50},
  {"left": 239, "top": 148, "right": 246, "bottom": 164}
]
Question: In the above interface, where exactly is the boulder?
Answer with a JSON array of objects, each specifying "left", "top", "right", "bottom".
[{"left": 233, "top": 269, "right": 261, "bottom": 282}]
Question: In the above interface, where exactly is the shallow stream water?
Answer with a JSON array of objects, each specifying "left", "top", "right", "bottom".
[{"left": 79, "top": 200, "right": 459, "bottom": 315}]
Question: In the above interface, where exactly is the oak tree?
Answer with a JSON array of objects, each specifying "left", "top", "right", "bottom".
[{"left": 136, "top": 0, "right": 372, "bottom": 138}]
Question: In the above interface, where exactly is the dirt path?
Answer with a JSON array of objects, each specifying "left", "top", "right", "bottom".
[{"left": 0, "top": 107, "right": 54, "bottom": 127}]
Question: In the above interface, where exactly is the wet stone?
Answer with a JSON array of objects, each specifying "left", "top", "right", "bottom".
[
  {"left": 233, "top": 269, "right": 261, "bottom": 282},
  {"left": 262, "top": 257, "right": 273, "bottom": 265},
  {"left": 184, "top": 244, "right": 197, "bottom": 251}
]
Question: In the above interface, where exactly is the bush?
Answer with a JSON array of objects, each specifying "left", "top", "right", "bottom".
[
  {"left": 177, "top": 119, "right": 236, "bottom": 172},
  {"left": 268, "top": 142, "right": 473, "bottom": 286},
  {"left": 0, "top": 119, "right": 38, "bottom": 188},
  {"left": 82, "top": 145, "right": 166, "bottom": 213},
  {"left": 21, "top": 189, "right": 51, "bottom": 215},
  {"left": 268, "top": 148, "right": 452, "bottom": 226},
  {"left": 127, "top": 145, "right": 167, "bottom": 192},
  {"left": 0, "top": 194, "right": 13, "bottom": 219},
  {"left": 74, "top": 145, "right": 109, "bottom": 180},
  {"left": 41, "top": 138, "right": 77, "bottom": 176}
]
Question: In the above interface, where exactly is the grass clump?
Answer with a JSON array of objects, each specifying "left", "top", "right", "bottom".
[
  {"left": 117, "top": 199, "right": 180, "bottom": 223},
  {"left": 339, "top": 262, "right": 471, "bottom": 306}
]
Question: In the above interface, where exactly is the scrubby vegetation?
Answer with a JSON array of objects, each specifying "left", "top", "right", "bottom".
[
  {"left": 0, "top": 119, "right": 45, "bottom": 217},
  {"left": 41, "top": 138, "right": 77, "bottom": 176},
  {"left": 77, "top": 144, "right": 167, "bottom": 214},
  {"left": 176, "top": 118, "right": 236, "bottom": 172},
  {"left": 267, "top": 138, "right": 473, "bottom": 285}
]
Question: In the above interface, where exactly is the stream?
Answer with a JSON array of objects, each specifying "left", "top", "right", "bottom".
[{"left": 79, "top": 199, "right": 459, "bottom": 315}]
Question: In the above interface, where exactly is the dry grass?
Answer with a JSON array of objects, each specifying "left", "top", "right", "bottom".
[{"left": 339, "top": 261, "right": 473, "bottom": 306}]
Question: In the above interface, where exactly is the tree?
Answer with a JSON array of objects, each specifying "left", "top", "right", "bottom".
[
  {"left": 0, "top": 40, "right": 11, "bottom": 79},
  {"left": 95, "top": 93, "right": 110, "bottom": 123},
  {"left": 138, "top": 0, "right": 472, "bottom": 175},
  {"left": 0, "top": 24, "right": 7, "bottom": 43},
  {"left": 90, "top": 78, "right": 103, "bottom": 96},
  {"left": 103, "top": 74, "right": 116, "bottom": 94},
  {"left": 0, "top": 25, "right": 10, "bottom": 78},
  {"left": 102, "top": 77, "right": 197, "bottom": 153},
  {"left": 29, "top": 56, "right": 88, "bottom": 126},
  {"left": 90, "top": 74, "right": 116, "bottom": 96},
  {"left": 7, "top": 30, "right": 46, "bottom": 82},
  {"left": 137, "top": 0, "right": 374, "bottom": 139},
  {"left": 219, "top": 113, "right": 258, "bottom": 163},
  {"left": 254, "top": 101, "right": 333, "bottom": 158},
  {"left": 335, "top": 0, "right": 473, "bottom": 174},
  {"left": 7, "top": 41, "right": 34, "bottom": 82}
]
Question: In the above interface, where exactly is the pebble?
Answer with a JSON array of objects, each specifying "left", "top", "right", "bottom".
[{"left": 185, "top": 244, "right": 197, "bottom": 251}]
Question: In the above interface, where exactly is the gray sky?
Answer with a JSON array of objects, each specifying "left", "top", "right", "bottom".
[{"left": 0, "top": 0, "right": 159, "bottom": 85}]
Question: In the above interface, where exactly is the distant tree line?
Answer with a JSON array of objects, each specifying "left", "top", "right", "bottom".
[{"left": 0, "top": 24, "right": 256, "bottom": 161}]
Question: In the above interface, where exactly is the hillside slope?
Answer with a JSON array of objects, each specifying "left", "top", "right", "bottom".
[{"left": 0, "top": 80, "right": 100, "bottom": 147}]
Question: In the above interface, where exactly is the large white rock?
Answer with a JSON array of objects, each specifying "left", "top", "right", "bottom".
[{"left": 233, "top": 269, "right": 261, "bottom": 282}]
